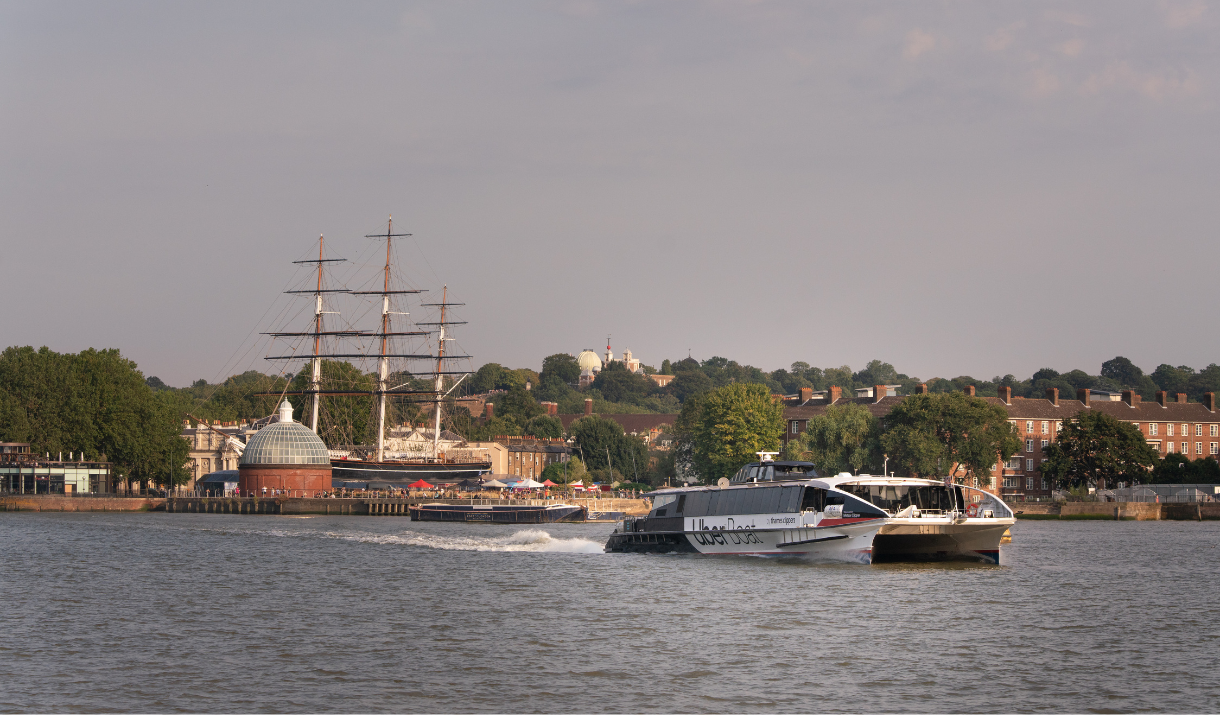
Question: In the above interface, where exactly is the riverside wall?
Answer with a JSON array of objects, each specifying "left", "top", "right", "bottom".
[
  {"left": 1012, "top": 501, "right": 1220, "bottom": 520},
  {"left": 162, "top": 496, "right": 652, "bottom": 516},
  {"left": 1, "top": 495, "right": 165, "bottom": 512}
]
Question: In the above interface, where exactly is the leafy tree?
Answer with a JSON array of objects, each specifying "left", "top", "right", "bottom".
[
  {"left": 592, "top": 361, "right": 653, "bottom": 403},
  {"left": 854, "top": 360, "right": 899, "bottom": 387},
  {"left": 879, "top": 392, "right": 1020, "bottom": 485},
  {"left": 1101, "top": 356, "right": 1144, "bottom": 388},
  {"left": 784, "top": 403, "right": 880, "bottom": 476},
  {"left": 287, "top": 360, "right": 375, "bottom": 447},
  {"left": 1151, "top": 364, "right": 1194, "bottom": 395},
  {"left": 669, "top": 369, "right": 712, "bottom": 403},
  {"left": 540, "top": 353, "right": 580, "bottom": 385},
  {"left": 645, "top": 448, "right": 677, "bottom": 487},
  {"left": 660, "top": 359, "right": 673, "bottom": 375},
  {"left": 145, "top": 376, "right": 169, "bottom": 390},
  {"left": 691, "top": 383, "right": 784, "bottom": 484},
  {"left": 0, "top": 346, "right": 190, "bottom": 488},
  {"left": 525, "top": 414, "right": 562, "bottom": 439},
  {"left": 1148, "top": 455, "right": 1220, "bottom": 484},
  {"left": 490, "top": 386, "right": 544, "bottom": 425},
  {"left": 1040, "top": 411, "right": 1157, "bottom": 490},
  {"left": 568, "top": 415, "right": 647, "bottom": 479}
]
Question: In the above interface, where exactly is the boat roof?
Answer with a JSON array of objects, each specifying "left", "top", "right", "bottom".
[{"left": 643, "top": 473, "right": 949, "bottom": 497}]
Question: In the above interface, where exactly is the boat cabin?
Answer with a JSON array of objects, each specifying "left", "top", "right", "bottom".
[{"left": 730, "top": 461, "right": 818, "bottom": 483}]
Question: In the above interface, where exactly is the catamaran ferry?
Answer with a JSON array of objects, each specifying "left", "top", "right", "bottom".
[
  {"left": 604, "top": 461, "right": 887, "bottom": 562},
  {"left": 604, "top": 459, "right": 1015, "bottom": 564},
  {"left": 823, "top": 474, "right": 1015, "bottom": 564}
]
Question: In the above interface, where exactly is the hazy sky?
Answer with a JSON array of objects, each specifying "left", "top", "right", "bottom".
[{"left": 3, "top": 1, "right": 1217, "bottom": 387}]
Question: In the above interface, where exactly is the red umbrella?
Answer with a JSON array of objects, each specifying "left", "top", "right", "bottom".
[
  {"left": 407, "top": 479, "right": 434, "bottom": 489},
  {"left": 541, "top": 479, "right": 557, "bottom": 486}
]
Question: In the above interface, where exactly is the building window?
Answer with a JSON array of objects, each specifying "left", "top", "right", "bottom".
[
  {"left": 1196, "top": 442, "right": 1203, "bottom": 455},
  {"left": 1003, "top": 477, "right": 1018, "bottom": 488},
  {"left": 1026, "top": 477, "right": 1035, "bottom": 490},
  {"left": 1182, "top": 442, "right": 1189, "bottom": 454},
  {"left": 1041, "top": 477, "right": 1049, "bottom": 490},
  {"left": 1150, "top": 424, "right": 1158, "bottom": 436},
  {"left": 1212, "top": 443, "right": 1218, "bottom": 455},
  {"left": 1041, "top": 421, "right": 1049, "bottom": 434},
  {"left": 1183, "top": 425, "right": 1190, "bottom": 437},
  {"left": 1133, "top": 423, "right": 1140, "bottom": 431},
  {"left": 972, "top": 476, "right": 979, "bottom": 487},
  {"left": 1168, "top": 424, "right": 1175, "bottom": 436},
  {"left": 1056, "top": 421, "right": 1062, "bottom": 432},
  {"left": 1026, "top": 421, "right": 1033, "bottom": 433},
  {"left": 1166, "top": 442, "right": 1174, "bottom": 453},
  {"left": 1041, "top": 440, "right": 1049, "bottom": 449},
  {"left": 1197, "top": 424, "right": 1204, "bottom": 436},
  {"left": 1212, "top": 425, "right": 1218, "bottom": 437},
  {"left": 791, "top": 421, "right": 798, "bottom": 435},
  {"left": 1026, "top": 439, "right": 1034, "bottom": 452},
  {"left": 1026, "top": 459, "right": 1034, "bottom": 471}
]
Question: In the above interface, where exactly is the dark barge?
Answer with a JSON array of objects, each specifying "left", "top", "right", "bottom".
[{"left": 409, "top": 503, "right": 587, "bottom": 524}]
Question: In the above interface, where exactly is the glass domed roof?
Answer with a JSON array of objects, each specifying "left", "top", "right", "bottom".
[{"left": 239, "top": 400, "right": 331, "bottom": 466}]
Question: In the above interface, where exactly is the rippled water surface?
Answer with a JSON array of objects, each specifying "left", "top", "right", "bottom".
[{"left": 3, "top": 513, "right": 1219, "bottom": 713}]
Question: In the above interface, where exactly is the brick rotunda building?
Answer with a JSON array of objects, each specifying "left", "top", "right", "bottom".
[{"left": 238, "top": 400, "right": 332, "bottom": 497}]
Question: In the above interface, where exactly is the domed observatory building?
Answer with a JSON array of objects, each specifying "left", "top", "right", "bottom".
[{"left": 238, "top": 400, "right": 332, "bottom": 497}]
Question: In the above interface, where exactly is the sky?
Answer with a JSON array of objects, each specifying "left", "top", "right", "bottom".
[{"left": 2, "top": 1, "right": 1217, "bottom": 387}]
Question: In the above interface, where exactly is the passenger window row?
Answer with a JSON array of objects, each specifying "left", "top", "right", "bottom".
[{"left": 665, "top": 485, "right": 806, "bottom": 517}]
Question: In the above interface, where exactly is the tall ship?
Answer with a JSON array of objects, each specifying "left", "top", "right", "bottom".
[
  {"left": 606, "top": 457, "right": 1015, "bottom": 563},
  {"left": 265, "top": 219, "right": 491, "bottom": 484}
]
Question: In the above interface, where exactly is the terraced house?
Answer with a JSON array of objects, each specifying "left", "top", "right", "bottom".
[{"left": 782, "top": 385, "right": 1220, "bottom": 502}]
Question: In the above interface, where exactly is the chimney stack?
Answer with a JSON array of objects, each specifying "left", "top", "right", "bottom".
[
  {"left": 1122, "top": 390, "right": 1140, "bottom": 407},
  {"left": 1205, "top": 393, "right": 1216, "bottom": 412},
  {"left": 546, "top": 402, "right": 559, "bottom": 416},
  {"left": 484, "top": 403, "right": 494, "bottom": 421},
  {"left": 998, "top": 386, "right": 1012, "bottom": 405},
  {"left": 1047, "top": 388, "right": 1059, "bottom": 406},
  {"left": 829, "top": 386, "right": 842, "bottom": 403},
  {"left": 964, "top": 385, "right": 976, "bottom": 397},
  {"left": 799, "top": 387, "right": 813, "bottom": 403},
  {"left": 584, "top": 398, "right": 593, "bottom": 416},
  {"left": 917, "top": 383, "right": 928, "bottom": 395},
  {"left": 874, "top": 385, "right": 887, "bottom": 403},
  {"left": 1077, "top": 388, "right": 1090, "bottom": 406},
  {"left": 1156, "top": 390, "right": 1167, "bottom": 407},
  {"left": 1176, "top": 393, "right": 1188, "bottom": 404}
]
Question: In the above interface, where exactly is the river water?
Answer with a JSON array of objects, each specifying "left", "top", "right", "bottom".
[{"left": 2, "top": 513, "right": 1218, "bottom": 713}]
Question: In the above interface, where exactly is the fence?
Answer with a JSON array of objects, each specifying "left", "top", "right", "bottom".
[{"left": 1101, "top": 484, "right": 1220, "bottom": 503}]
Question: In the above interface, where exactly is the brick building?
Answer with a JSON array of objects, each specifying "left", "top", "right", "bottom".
[
  {"left": 495, "top": 436, "right": 571, "bottom": 479},
  {"left": 781, "top": 384, "right": 1220, "bottom": 502}
]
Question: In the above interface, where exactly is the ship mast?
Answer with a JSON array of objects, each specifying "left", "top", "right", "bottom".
[
  {"left": 350, "top": 217, "right": 427, "bottom": 461},
  {"left": 420, "top": 287, "right": 467, "bottom": 461}
]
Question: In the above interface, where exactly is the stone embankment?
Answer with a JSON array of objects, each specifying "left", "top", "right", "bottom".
[
  {"left": 1012, "top": 501, "right": 1220, "bottom": 520},
  {"left": 164, "top": 496, "right": 651, "bottom": 516},
  {"left": 0, "top": 495, "right": 165, "bottom": 512}
]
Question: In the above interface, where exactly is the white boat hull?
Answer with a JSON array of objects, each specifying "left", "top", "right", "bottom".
[{"left": 874, "top": 518, "right": 1014, "bottom": 563}]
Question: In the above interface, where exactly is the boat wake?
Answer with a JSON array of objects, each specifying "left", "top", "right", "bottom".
[{"left": 328, "top": 527, "right": 605, "bottom": 554}]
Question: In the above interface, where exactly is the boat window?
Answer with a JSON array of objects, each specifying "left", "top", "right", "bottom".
[
  {"left": 838, "top": 484, "right": 955, "bottom": 513},
  {"left": 758, "top": 486, "right": 782, "bottom": 513},
  {"left": 675, "top": 494, "right": 686, "bottom": 515},
  {"left": 652, "top": 494, "right": 678, "bottom": 511},
  {"left": 780, "top": 486, "right": 803, "bottom": 513},
  {"left": 800, "top": 487, "right": 825, "bottom": 512},
  {"left": 687, "top": 491, "right": 709, "bottom": 517},
  {"left": 706, "top": 490, "right": 721, "bottom": 516},
  {"left": 758, "top": 466, "right": 774, "bottom": 482},
  {"left": 718, "top": 490, "right": 740, "bottom": 516}
]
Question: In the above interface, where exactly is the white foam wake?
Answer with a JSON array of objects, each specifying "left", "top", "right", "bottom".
[{"left": 326, "top": 527, "right": 605, "bottom": 554}]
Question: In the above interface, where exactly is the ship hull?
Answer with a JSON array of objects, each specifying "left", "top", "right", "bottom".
[
  {"left": 409, "top": 504, "right": 586, "bottom": 523},
  {"left": 331, "top": 460, "right": 491, "bottom": 483},
  {"left": 605, "top": 522, "right": 881, "bottom": 563},
  {"left": 872, "top": 519, "right": 1013, "bottom": 564}
]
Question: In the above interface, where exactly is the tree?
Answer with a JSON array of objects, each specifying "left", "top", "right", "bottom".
[
  {"left": 591, "top": 361, "right": 653, "bottom": 403},
  {"left": 540, "top": 353, "right": 580, "bottom": 385},
  {"left": 525, "top": 415, "right": 562, "bottom": 439},
  {"left": 0, "top": 346, "right": 190, "bottom": 489},
  {"left": 691, "top": 383, "right": 785, "bottom": 484},
  {"left": 568, "top": 415, "right": 647, "bottom": 479},
  {"left": 1040, "top": 411, "right": 1157, "bottom": 490},
  {"left": 879, "top": 392, "right": 1020, "bottom": 485},
  {"left": 854, "top": 360, "right": 898, "bottom": 387},
  {"left": 1101, "top": 356, "right": 1144, "bottom": 388},
  {"left": 784, "top": 403, "right": 880, "bottom": 476},
  {"left": 660, "top": 359, "right": 673, "bottom": 375},
  {"left": 491, "top": 386, "right": 544, "bottom": 425},
  {"left": 669, "top": 369, "right": 712, "bottom": 403}
]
